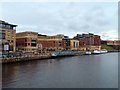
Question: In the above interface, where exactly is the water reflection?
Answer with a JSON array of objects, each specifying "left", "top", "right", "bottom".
[{"left": 2, "top": 53, "right": 118, "bottom": 88}]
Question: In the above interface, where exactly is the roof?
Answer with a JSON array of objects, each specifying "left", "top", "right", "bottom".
[
  {"left": 38, "top": 34, "right": 47, "bottom": 36},
  {"left": 0, "top": 20, "right": 17, "bottom": 27},
  {"left": 16, "top": 31, "right": 38, "bottom": 34}
]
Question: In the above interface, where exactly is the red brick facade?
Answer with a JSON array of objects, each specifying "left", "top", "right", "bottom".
[
  {"left": 102, "top": 40, "right": 120, "bottom": 45},
  {"left": 38, "top": 40, "right": 63, "bottom": 48},
  {"left": 38, "top": 40, "right": 63, "bottom": 51},
  {"left": 94, "top": 35, "right": 101, "bottom": 46},
  {"left": 74, "top": 34, "right": 101, "bottom": 46},
  {"left": 16, "top": 32, "right": 38, "bottom": 52},
  {"left": 16, "top": 38, "right": 26, "bottom": 47}
]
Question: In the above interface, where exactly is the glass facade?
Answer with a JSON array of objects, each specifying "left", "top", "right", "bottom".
[{"left": 0, "top": 23, "right": 16, "bottom": 30}]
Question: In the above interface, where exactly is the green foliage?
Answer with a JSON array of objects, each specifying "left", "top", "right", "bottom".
[{"left": 101, "top": 44, "right": 115, "bottom": 50}]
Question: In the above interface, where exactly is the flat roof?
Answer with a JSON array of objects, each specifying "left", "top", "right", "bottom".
[
  {"left": 38, "top": 34, "right": 47, "bottom": 36},
  {"left": 16, "top": 31, "right": 38, "bottom": 34}
]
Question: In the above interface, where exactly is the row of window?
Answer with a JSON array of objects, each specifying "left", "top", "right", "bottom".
[
  {"left": 0, "top": 24, "right": 15, "bottom": 30},
  {"left": 16, "top": 43, "right": 36, "bottom": 47}
]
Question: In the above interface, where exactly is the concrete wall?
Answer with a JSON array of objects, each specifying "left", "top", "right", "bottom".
[{"left": 1, "top": 53, "right": 51, "bottom": 63}]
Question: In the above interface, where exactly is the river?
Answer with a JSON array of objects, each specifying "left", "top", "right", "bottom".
[{"left": 2, "top": 52, "right": 118, "bottom": 88}]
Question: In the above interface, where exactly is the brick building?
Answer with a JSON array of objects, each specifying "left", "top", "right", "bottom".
[
  {"left": 38, "top": 34, "right": 65, "bottom": 51},
  {"left": 0, "top": 20, "right": 17, "bottom": 57},
  {"left": 101, "top": 40, "right": 120, "bottom": 45},
  {"left": 16, "top": 31, "right": 38, "bottom": 52},
  {"left": 74, "top": 33, "right": 101, "bottom": 51}
]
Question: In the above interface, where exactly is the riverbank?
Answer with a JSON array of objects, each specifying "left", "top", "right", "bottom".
[
  {"left": 1, "top": 50, "right": 120, "bottom": 64},
  {"left": 1, "top": 53, "right": 51, "bottom": 64},
  {"left": 1, "top": 51, "right": 84, "bottom": 64}
]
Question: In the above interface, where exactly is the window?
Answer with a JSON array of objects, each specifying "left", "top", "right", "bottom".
[
  {"left": 28, "top": 43, "right": 30, "bottom": 46},
  {"left": 25, "top": 38, "right": 27, "bottom": 42},
  {"left": 10, "top": 26, "right": 13, "bottom": 29},
  {"left": 31, "top": 43, "right": 36, "bottom": 47},
  {"left": 6, "top": 25, "right": 11, "bottom": 29},
  {"left": 0, "top": 31, "right": 5, "bottom": 39},
  {"left": 32, "top": 38, "right": 36, "bottom": 43},
  {"left": 0, "top": 44, "right": 2, "bottom": 50},
  {"left": 0, "top": 24, "right": 2, "bottom": 28},
  {"left": 1, "top": 24, "right": 6, "bottom": 28},
  {"left": 0, "top": 33, "right": 2, "bottom": 39},
  {"left": 25, "top": 43, "right": 27, "bottom": 46}
]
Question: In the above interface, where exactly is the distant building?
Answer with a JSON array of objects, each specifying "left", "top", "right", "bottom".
[
  {"left": 0, "top": 20, "right": 17, "bottom": 57},
  {"left": 16, "top": 31, "right": 38, "bottom": 52},
  {"left": 38, "top": 34, "right": 65, "bottom": 51},
  {"left": 74, "top": 33, "right": 101, "bottom": 51},
  {"left": 101, "top": 40, "right": 120, "bottom": 45},
  {"left": 62, "top": 38, "right": 79, "bottom": 51}
]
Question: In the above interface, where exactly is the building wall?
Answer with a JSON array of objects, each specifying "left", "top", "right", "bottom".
[
  {"left": 90, "top": 46, "right": 101, "bottom": 51},
  {"left": 0, "top": 20, "right": 17, "bottom": 53},
  {"left": 0, "top": 39, "right": 9, "bottom": 57},
  {"left": 16, "top": 32, "right": 38, "bottom": 52},
  {"left": 94, "top": 35, "right": 101, "bottom": 46},
  {"left": 74, "top": 33, "right": 101, "bottom": 51},
  {"left": 101, "top": 40, "right": 107, "bottom": 44},
  {"left": 63, "top": 39, "right": 79, "bottom": 50},
  {"left": 38, "top": 40, "right": 63, "bottom": 50},
  {"left": 107, "top": 40, "right": 120, "bottom": 45},
  {"left": 70, "top": 40, "right": 79, "bottom": 50},
  {"left": 62, "top": 39, "right": 70, "bottom": 50},
  {"left": 38, "top": 35, "right": 64, "bottom": 51}
]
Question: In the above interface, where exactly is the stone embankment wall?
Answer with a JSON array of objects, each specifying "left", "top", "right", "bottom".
[{"left": 1, "top": 53, "right": 51, "bottom": 64}]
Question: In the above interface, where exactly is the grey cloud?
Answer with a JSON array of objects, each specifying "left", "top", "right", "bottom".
[{"left": 1, "top": 2, "right": 117, "bottom": 39}]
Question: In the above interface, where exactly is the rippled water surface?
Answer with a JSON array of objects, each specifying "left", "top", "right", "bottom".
[{"left": 2, "top": 52, "right": 118, "bottom": 88}]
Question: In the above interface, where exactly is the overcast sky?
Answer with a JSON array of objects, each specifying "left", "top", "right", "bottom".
[{"left": 1, "top": 2, "right": 118, "bottom": 40}]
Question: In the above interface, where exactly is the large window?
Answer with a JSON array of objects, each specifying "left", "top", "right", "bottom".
[
  {"left": 32, "top": 38, "right": 36, "bottom": 43},
  {"left": 31, "top": 43, "right": 36, "bottom": 47},
  {"left": 5, "top": 25, "right": 11, "bottom": 29},
  {"left": 0, "top": 24, "right": 5, "bottom": 28},
  {"left": 0, "top": 24, "right": 2, "bottom": 28},
  {"left": 31, "top": 38, "right": 37, "bottom": 47}
]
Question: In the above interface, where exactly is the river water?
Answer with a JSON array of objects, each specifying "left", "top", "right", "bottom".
[{"left": 2, "top": 52, "right": 118, "bottom": 88}]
